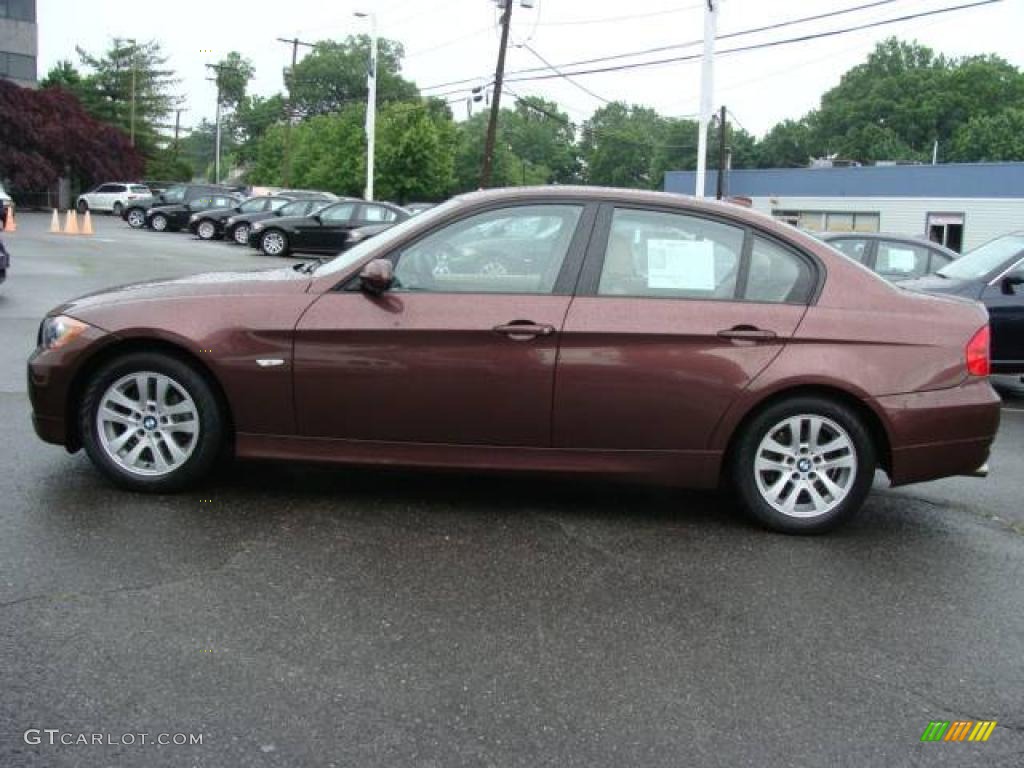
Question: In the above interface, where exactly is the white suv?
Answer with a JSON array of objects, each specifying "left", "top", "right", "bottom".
[
  {"left": 76, "top": 183, "right": 152, "bottom": 217},
  {"left": 0, "top": 182, "right": 12, "bottom": 212}
]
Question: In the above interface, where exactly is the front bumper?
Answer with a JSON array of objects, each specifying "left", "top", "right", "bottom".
[
  {"left": 28, "top": 325, "right": 113, "bottom": 450},
  {"left": 878, "top": 378, "right": 1001, "bottom": 486}
]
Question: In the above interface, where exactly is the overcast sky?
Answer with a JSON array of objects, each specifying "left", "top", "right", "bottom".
[{"left": 37, "top": 0, "right": 1023, "bottom": 138}]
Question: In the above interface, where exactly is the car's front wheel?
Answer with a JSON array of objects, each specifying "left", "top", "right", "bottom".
[
  {"left": 260, "top": 229, "right": 289, "bottom": 257},
  {"left": 731, "top": 396, "right": 875, "bottom": 534},
  {"left": 79, "top": 353, "right": 225, "bottom": 492},
  {"left": 232, "top": 223, "right": 250, "bottom": 245},
  {"left": 197, "top": 219, "right": 217, "bottom": 240},
  {"left": 126, "top": 208, "right": 146, "bottom": 228},
  {"left": 151, "top": 213, "right": 169, "bottom": 232}
]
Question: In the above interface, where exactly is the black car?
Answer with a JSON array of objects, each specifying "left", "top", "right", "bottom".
[
  {"left": 123, "top": 184, "right": 239, "bottom": 229},
  {"left": 248, "top": 200, "right": 410, "bottom": 256},
  {"left": 188, "top": 196, "right": 294, "bottom": 241},
  {"left": 902, "top": 232, "right": 1024, "bottom": 373},
  {"left": 225, "top": 198, "right": 334, "bottom": 246},
  {"left": 822, "top": 232, "right": 958, "bottom": 281},
  {"left": 147, "top": 192, "right": 243, "bottom": 233}
]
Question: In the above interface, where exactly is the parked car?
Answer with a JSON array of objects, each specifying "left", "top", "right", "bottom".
[
  {"left": 76, "top": 183, "right": 151, "bottom": 217},
  {"left": 902, "top": 232, "right": 1024, "bottom": 373},
  {"left": 122, "top": 184, "right": 238, "bottom": 229},
  {"left": 822, "top": 232, "right": 958, "bottom": 281},
  {"left": 27, "top": 187, "right": 999, "bottom": 534},
  {"left": 249, "top": 200, "right": 409, "bottom": 256},
  {"left": 188, "top": 196, "right": 296, "bottom": 241},
  {"left": 0, "top": 182, "right": 13, "bottom": 214},
  {"left": 226, "top": 198, "right": 334, "bottom": 246},
  {"left": 147, "top": 192, "right": 243, "bottom": 233}
]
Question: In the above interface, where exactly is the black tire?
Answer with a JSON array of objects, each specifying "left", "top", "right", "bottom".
[
  {"left": 112, "top": 201, "right": 124, "bottom": 217},
  {"left": 79, "top": 352, "right": 225, "bottom": 493},
  {"left": 76, "top": 199, "right": 89, "bottom": 215},
  {"left": 126, "top": 208, "right": 146, "bottom": 228},
  {"left": 151, "top": 213, "right": 169, "bottom": 232},
  {"left": 196, "top": 219, "right": 217, "bottom": 240},
  {"left": 260, "top": 229, "right": 290, "bottom": 257},
  {"left": 730, "top": 396, "right": 876, "bottom": 534}
]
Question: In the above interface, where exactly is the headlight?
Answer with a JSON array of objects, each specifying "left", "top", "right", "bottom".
[
  {"left": 189, "top": 214, "right": 199, "bottom": 222},
  {"left": 251, "top": 222, "right": 265, "bottom": 232},
  {"left": 39, "top": 316, "right": 89, "bottom": 350},
  {"left": 226, "top": 217, "right": 237, "bottom": 226}
]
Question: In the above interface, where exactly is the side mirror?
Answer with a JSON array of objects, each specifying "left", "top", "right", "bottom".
[
  {"left": 359, "top": 259, "right": 394, "bottom": 295},
  {"left": 1002, "top": 275, "right": 1024, "bottom": 295}
]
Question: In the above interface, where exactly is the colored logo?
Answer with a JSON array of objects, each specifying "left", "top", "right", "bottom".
[{"left": 920, "top": 721, "right": 997, "bottom": 742}]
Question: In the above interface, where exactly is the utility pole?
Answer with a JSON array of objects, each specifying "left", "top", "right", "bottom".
[
  {"left": 716, "top": 105, "right": 727, "bottom": 200},
  {"left": 173, "top": 108, "right": 185, "bottom": 159},
  {"left": 355, "top": 12, "right": 378, "bottom": 201},
  {"left": 205, "top": 63, "right": 234, "bottom": 184},
  {"left": 695, "top": 0, "right": 718, "bottom": 198},
  {"left": 277, "top": 37, "right": 316, "bottom": 188},
  {"left": 481, "top": 0, "right": 514, "bottom": 188},
  {"left": 129, "top": 40, "right": 137, "bottom": 148}
]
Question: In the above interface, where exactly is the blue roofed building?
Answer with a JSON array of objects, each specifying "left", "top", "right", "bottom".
[{"left": 664, "top": 162, "right": 1024, "bottom": 252}]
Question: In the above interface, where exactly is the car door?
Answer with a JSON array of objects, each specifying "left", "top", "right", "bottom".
[
  {"left": 981, "top": 258, "right": 1024, "bottom": 371},
  {"left": 293, "top": 201, "right": 595, "bottom": 445},
  {"left": 92, "top": 184, "right": 119, "bottom": 210},
  {"left": 304, "top": 202, "right": 357, "bottom": 251},
  {"left": 554, "top": 204, "right": 814, "bottom": 453}
]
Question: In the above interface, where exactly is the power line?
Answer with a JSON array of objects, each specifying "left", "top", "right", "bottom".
[
  {"left": 538, "top": 3, "right": 704, "bottom": 27},
  {"left": 498, "top": 0, "right": 1004, "bottom": 86},
  {"left": 517, "top": 43, "right": 612, "bottom": 104},
  {"left": 419, "top": 0, "right": 926, "bottom": 93}
]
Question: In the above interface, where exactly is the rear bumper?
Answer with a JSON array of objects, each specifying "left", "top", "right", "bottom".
[{"left": 877, "top": 378, "right": 1001, "bottom": 486}]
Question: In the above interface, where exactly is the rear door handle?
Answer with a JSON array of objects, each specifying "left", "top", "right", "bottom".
[
  {"left": 493, "top": 322, "right": 556, "bottom": 340},
  {"left": 717, "top": 325, "right": 778, "bottom": 341}
]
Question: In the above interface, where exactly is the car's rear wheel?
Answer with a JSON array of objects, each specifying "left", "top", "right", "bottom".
[
  {"left": 112, "top": 202, "right": 124, "bottom": 217},
  {"left": 232, "top": 223, "right": 250, "bottom": 245},
  {"left": 79, "top": 353, "right": 225, "bottom": 492},
  {"left": 197, "top": 220, "right": 216, "bottom": 240},
  {"left": 126, "top": 208, "right": 146, "bottom": 228},
  {"left": 260, "top": 229, "right": 289, "bottom": 257},
  {"left": 76, "top": 200, "right": 89, "bottom": 215},
  {"left": 731, "top": 396, "right": 875, "bottom": 534},
  {"left": 151, "top": 213, "right": 169, "bottom": 232}
]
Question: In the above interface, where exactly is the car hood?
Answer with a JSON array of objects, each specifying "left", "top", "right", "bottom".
[
  {"left": 53, "top": 266, "right": 314, "bottom": 319},
  {"left": 899, "top": 274, "right": 981, "bottom": 298}
]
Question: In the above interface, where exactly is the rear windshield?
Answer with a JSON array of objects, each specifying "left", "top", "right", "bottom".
[{"left": 938, "top": 234, "right": 1024, "bottom": 280}]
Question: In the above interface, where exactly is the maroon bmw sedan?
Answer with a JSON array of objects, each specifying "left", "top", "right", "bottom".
[{"left": 28, "top": 187, "right": 999, "bottom": 533}]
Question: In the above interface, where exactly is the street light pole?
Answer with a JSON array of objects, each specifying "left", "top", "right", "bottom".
[
  {"left": 355, "top": 11, "right": 378, "bottom": 201},
  {"left": 695, "top": 0, "right": 718, "bottom": 199}
]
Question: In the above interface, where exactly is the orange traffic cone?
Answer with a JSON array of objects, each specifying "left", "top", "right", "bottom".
[
  {"left": 50, "top": 209, "right": 61, "bottom": 233},
  {"left": 64, "top": 210, "right": 79, "bottom": 235},
  {"left": 3, "top": 207, "right": 15, "bottom": 232},
  {"left": 82, "top": 210, "right": 94, "bottom": 235}
]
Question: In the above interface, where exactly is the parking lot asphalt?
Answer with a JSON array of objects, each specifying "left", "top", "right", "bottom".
[{"left": 1, "top": 212, "right": 1022, "bottom": 767}]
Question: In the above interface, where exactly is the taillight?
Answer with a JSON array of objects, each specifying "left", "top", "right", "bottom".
[{"left": 966, "top": 326, "right": 990, "bottom": 376}]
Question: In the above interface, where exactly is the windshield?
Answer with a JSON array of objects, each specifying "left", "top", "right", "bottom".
[
  {"left": 313, "top": 198, "right": 463, "bottom": 277},
  {"left": 938, "top": 234, "right": 1024, "bottom": 280}
]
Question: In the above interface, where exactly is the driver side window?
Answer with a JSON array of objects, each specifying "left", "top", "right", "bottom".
[{"left": 393, "top": 205, "right": 583, "bottom": 294}]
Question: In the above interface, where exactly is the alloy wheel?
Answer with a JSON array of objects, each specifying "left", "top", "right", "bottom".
[
  {"left": 198, "top": 220, "right": 216, "bottom": 240},
  {"left": 127, "top": 209, "right": 145, "bottom": 228},
  {"left": 262, "top": 231, "right": 286, "bottom": 256},
  {"left": 753, "top": 414, "right": 857, "bottom": 519},
  {"left": 233, "top": 224, "right": 250, "bottom": 245},
  {"left": 96, "top": 372, "right": 200, "bottom": 477},
  {"left": 152, "top": 214, "right": 168, "bottom": 232}
]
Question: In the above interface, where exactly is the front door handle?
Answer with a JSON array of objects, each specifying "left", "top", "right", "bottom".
[
  {"left": 493, "top": 321, "right": 556, "bottom": 340},
  {"left": 717, "top": 325, "right": 777, "bottom": 341}
]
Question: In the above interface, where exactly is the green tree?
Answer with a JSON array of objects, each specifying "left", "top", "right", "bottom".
[
  {"left": 950, "top": 108, "right": 1024, "bottom": 161},
  {"left": 503, "top": 97, "right": 579, "bottom": 184},
  {"left": 215, "top": 52, "right": 255, "bottom": 111},
  {"left": 287, "top": 37, "right": 418, "bottom": 118},
  {"left": 755, "top": 118, "right": 819, "bottom": 168},
  {"left": 376, "top": 100, "right": 457, "bottom": 203},
  {"left": 288, "top": 106, "right": 367, "bottom": 196},
  {"left": 580, "top": 102, "right": 665, "bottom": 189},
  {"left": 233, "top": 94, "right": 287, "bottom": 166},
  {"left": 74, "top": 39, "right": 180, "bottom": 156}
]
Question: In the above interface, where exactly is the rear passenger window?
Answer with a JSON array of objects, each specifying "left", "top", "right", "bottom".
[
  {"left": 597, "top": 209, "right": 743, "bottom": 299},
  {"left": 830, "top": 238, "right": 868, "bottom": 263},
  {"left": 363, "top": 205, "right": 398, "bottom": 223},
  {"left": 745, "top": 237, "right": 814, "bottom": 303},
  {"left": 875, "top": 242, "right": 929, "bottom": 279}
]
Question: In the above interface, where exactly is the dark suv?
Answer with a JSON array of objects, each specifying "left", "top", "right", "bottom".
[{"left": 122, "top": 184, "right": 240, "bottom": 230}]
